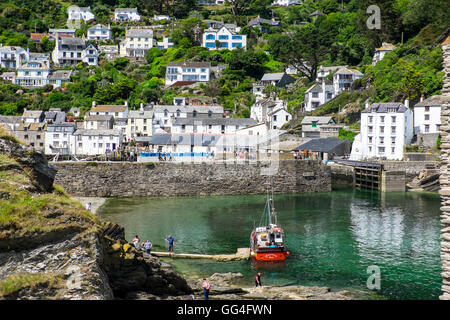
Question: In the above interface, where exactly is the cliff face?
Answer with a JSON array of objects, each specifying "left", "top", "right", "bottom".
[{"left": 0, "top": 133, "right": 192, "bottom": 299}]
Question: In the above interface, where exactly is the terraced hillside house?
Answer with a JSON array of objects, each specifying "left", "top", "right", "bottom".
[
  {"left": 250, "top": 98, "right": 291, "bottom": 129},
  {"left": 87, "top": 24, "right": 113, "bottom": 41},
  {"left": 52, "top": 37, "right": 99, "bottom": 66},
  {"left": 165, "top": 61, "right": 211, "bottom": 86},
  {"left": 316, "top": 65, "right": 347, "bottom": 82},
  {"left": 114, "top": 8, "right": 141, "bottom": 21},
  {"left": 157, "top": 36, "right": 174, "bottom": 50},
  {"left": 14, "top": 60, "right": 50, "bottom": 88},
  {"left": 252, "top": 72, "right": 296, "bottom": 99},
  {"left": 67, "top": 5, "right": 95, "bottom": 22},
  {"left": 372, "top": 42, "right": 396, "bottom": 66},
  {"left": 47, "top": 70, "right": 73, "bottom": 88},
  {"left": 45, "top": 123, "right": 76, "bottom": 155},
  {"left": 202, "top": 26, "right": 247, "bottom": 51},
  {"left": 247, "top": 16, "right": 281, "bottom": 33},
  {"left": 332, "top": 67, "right": 363, "bottom": 94},
  {"left": 119, "top": 28, "right": 154, "bottom": 57},
  {"left": 0, "top": 45, "right": 29, "bottom": 69},
  {"left": 303, "top": 81, "right": 335, "bottom": 112},
  {"left": 350, "top": 101, "right": 414, "bottom": 160}
]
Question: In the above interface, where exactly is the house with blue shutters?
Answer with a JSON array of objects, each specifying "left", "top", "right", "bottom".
[{"left": 202, "top": 26, "right": 247, "bottom": 51}]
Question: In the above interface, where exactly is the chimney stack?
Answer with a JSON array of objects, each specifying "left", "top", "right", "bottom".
[
  {"left": 92, "top": 101, "right": 96, "bottom": 107},
  {"left": 140, "top": 102, "right": 144, "bottom": 111},
  {"left": 404, "top": 99, "right": 409, "bottom": 108},
  {"left": 420, "top": 94, "right": 424, "bottom": 102}
]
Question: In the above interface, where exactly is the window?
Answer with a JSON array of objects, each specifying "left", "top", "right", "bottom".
[
  {"left": 219, "top": 35, "right": 229, "bottom": 40},
  {"left": 312, "top": 92, "right": 319, "bottom": 98},
  {"left": 286, "top": 115, "right": 289, "bottom": 121},
  {"left": 208, "top": 111, "right": 212, "bottom": 118},
  {"left": 380, "top": 116, "right": 385, "bottom": 123},
  {"left": 391, "top": 127, "right": 396, "bottom": 134},
  {"left": 206, "top": 34, "right": 215, "bottom": 40},
  {"left": 312, "top": 121, "right": 317, "bottom": 128},
  {"left": 273, "top": 115, "right": 277, "bottom": 121},
  {"left": 193, "top": 110, "right": 197, "bottom": 118},
  {"left": 378, "top": 147, "right": 385, "bottom": 154},
  {"left": 369, "top": 116, "right": 373, "bottom": 123},
  {"left": 391, "top": 147, "right": 395, "bottom": 153},
  {"left": 425, "top": 114, "right": 430, "bottom": 120},
  {"left": 380, "top": 137, "right": 384, "bottom": 144},
  {"left": 37, "top": 135, "right": 41, "bottom": 140},
  {"left": 425, "top": 106, "right": 430, "bottom": 112},
  {"left": 201, "top": 68, "right": 206, "bottom": 72},
  {"left": 391, "top": 116, "right": 396, "bottom": 123},
  {"left": 380, "top": 126, "right": 384, "bottom": 134},
  {"left": 391, "top": 137, "right": 395, "bottom": 144},
  {"left": 425, "top": 124, "right": 430, "bottom": 133},
  {"left": 369, "top": 137, "right": 373, "bottom": 144}
]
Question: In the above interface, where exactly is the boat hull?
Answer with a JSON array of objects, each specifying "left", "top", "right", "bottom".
[{"left": 251, "top": 249, "right": 289, "bottom": 262}]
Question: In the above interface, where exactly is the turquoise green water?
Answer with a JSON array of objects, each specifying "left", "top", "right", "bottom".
[{"left": 98, "top": 186, "right": 442, "bottom": 300}]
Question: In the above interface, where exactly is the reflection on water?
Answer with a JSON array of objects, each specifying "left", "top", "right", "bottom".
[{"left": 98, "top": 186, "right": 442, "bottom": 300}]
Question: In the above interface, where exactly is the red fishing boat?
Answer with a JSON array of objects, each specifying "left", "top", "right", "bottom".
[{"left": 250, "top": 196, "right": 290, "bottom": 262}]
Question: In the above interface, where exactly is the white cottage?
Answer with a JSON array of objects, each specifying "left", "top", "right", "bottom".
[
  {"left": 114, "top": 8, "right": 141, "bottom": 22},
  {"left": 413, "top": 95, "right": 443, "bottom": 134},
  {"left": 45, "top": 123, "right": 77, "bottom": 156},
  {"left": 87, "top": 24, "right": 113, "bottom": 41},
  {"left": 72, "top": 129, "right": 122, "bottom": 155},
  {"left": 202, "top": 26, "right": 247, "bottom": 50},
  {"left": 67, "top": 5, "right": 95, "bottom": 22},
  {"left": 350, "top": 101, "right": 413, "bottom": 160},
  {"left": 119, "top": 28, "right": 154, "bottom": 57},
  {"left": 165, "top": 61, "right": 211, "bottom": 86}
]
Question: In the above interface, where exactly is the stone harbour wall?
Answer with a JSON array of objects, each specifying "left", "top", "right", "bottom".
[
  {"left": 54, "top": 160, "right": 331, "bottom": 197},
  {"left": 440, "top": 37, "right": 450, "bottom": 300}
]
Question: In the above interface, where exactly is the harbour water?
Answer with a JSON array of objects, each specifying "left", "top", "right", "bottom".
[{"left": 98, "top": 186, "right": 442, "bottom": 300}]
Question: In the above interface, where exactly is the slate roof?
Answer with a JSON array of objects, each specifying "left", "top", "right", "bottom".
[
  {"left": 301, "top": 116, "right": 334, "bottom": 125},
  {"left": 415, "top": 95, "right": 446, "bottom": 107},
  {"left": 173, "top": 117, "right": 257, "bottom": 126},
  {"left": 128, "top": 110, "right": 154, "bottom": 119},
  {"left": 261, "top": 73, "right": 285, "bottom": 81},
  {"left": 74, "top": 129, "right": 121, "bottom": 136},
  {"left": 143, "top": 133, "right": 221, "bottom": 146},
  {"left": 153, "top": 105, "right": 224, "bottom": 114},
  {"left": 90, "top": 105, "right": 127, "bottom": 113},
  {"left": 248, "top": 16, "right": 280, "bottom": 27},
  {"left": 167, "top": 61, "right": 211, "bottom": 68},
  {"left": 47, "top": 123, "right": 76, "bottom": 132},
  {"left": 293, "top": 137, "right": 347, "bottom": 152},
  {"left": 362, "top": 103, "right": 408, "bottom": 113},
  {"left": 85, "top": 115, "right": 114, "bottom": 121},
  {"left": 126, "top": 29, "right": 153, "bottom": 38}
]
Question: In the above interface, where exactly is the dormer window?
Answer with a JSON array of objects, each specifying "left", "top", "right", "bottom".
[
  {"left": 176, "top": 109, "right": 181, "bottom": 117},
  {"left": 193, "top": 110, "right": 197, "bottom": 118}
]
